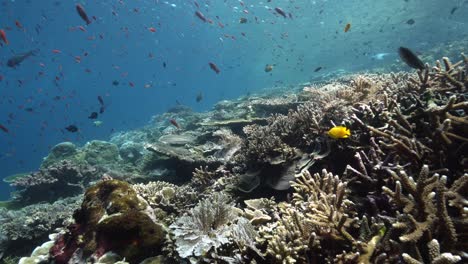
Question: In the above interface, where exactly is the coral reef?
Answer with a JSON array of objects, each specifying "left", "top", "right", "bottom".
[{"left": 13, "top": 52, "right": 468, "bottom": 263}]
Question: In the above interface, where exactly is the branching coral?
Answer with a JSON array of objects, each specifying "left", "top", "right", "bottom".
[
  {"left": 258, "top": 169, "right": 357, "bottom": 263},
  {"left": 350, "top": 56, "right": 467, "bottom": 174},
  {"left": 383, "top": 165, "right": 468, "bottom": 261},
  {"left": 291, "top": 169, "right": 357, "bottom": 244},
  {"left": 402, "top": 239, "right": 461, "bottom": 264},
  {"left": 191, "top": 166, "right": 218, "bottom": 189}
]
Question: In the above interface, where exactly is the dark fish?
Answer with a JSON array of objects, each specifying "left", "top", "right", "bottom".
[
  {"left": 97, "top": 95, "right": 104, "bottom": 106},
  {"left": 398, "top": 46, "right": 425, "bottom": 70},
  {"left": 112, "top": 80, "right": 119, "bottom": 86},
  {"left": 196, "top": 92, "right": 203, "bottom": 102},
  {"left": 406, "top": 19, "right": 415, "bottom": 25},
  {"left": 239, "top": 17, "right": 247, "bottom": 24},
  {"left": 76, "top": 4, "right": 91, "bottom": 25},
  {"left": 99, "top": 106, "right": 105, "bottom": 114},
  {"left": 209, "top": 62, "right": 220, "bottom": 74},
  {"left": 264, "top": 64, "right": 274, "bottom": 72},
  {"left": 0, "top": 124, "right": 9, "bottom": 133},
  {"left": 7, "top": 50, "right": 37, "bottom": 68},
  {"left": 450, "top": 7, "right": 458, "bottom": 15},
  {"left": 314, "top": 66, "right": 322, "bottom": 72},
  {"left": 163, "top": 62, "right": 167, "bottom": 68},
  {"left": 88, "top": 112, "right": 98, "bottom": 119},
  {"left": 344, "top": 23, "right": 351, "bottom": 32},
  {"left": 195, "top": 10, "right": 207, "bottom": 22},
  {"left": 274, "top": 7, "right": 287, "bottom": 18},
  {"left": 169, "top": 118, "right": 180, "bottom": 129},
  {"left": 65, "top": 125, "right": 79, "bottom": 132}
]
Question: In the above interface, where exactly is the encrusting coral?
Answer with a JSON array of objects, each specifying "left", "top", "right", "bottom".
[{"left": 48, "top": 179, "right": 166, "bottom": 264}]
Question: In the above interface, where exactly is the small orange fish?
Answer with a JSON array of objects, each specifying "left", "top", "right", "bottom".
[
  {"left": 344, "top": 23, "right": 351, "bottom": 33},
  {"left": 15, "top": 20, "right": 23, "bottom": 29},
  {"left": 0, "top": 29, "right": 9, "bottom": 45},
  {"left": 169, "top": 118, "right": 180, "bottom": 129}
]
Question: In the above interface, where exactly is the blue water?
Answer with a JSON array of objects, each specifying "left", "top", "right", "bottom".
[{"left": 0, "top": 0, "right": 467, "bottom": 200}]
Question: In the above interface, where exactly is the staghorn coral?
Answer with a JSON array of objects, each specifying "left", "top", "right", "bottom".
[
  {"left": 382, "top": 165, "right": 468, "bottom": 262},
  {"left": 233, "top": 73, "right": 382, "bottom": 193},
  {"left": 257, "top": 169, "right": 357, "bottom": 263},
  {"left": 291, "top": 169, "right": 357, "bottom": 244},
  {"left": 257, "top": 203, "right": 318, "bottom": 264},
  {"left": 402, "top": 239, "right": 461, "bottom": 264},
  {"left": 352, "top": 55, "right": 467, "bottom": 171}
]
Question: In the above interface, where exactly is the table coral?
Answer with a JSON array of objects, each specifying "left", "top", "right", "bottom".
[{"left": 9, "top": 161, "right": 99, "bottom": 205}]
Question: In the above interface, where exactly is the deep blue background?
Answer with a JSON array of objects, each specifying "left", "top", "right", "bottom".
[{"left": 1, "top": 0, "right": 467, "bottom": 199}]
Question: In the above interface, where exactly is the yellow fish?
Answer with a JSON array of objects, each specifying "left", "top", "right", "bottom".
[{"left": 328, "top": 126, "right": 351, "bottom": 139}]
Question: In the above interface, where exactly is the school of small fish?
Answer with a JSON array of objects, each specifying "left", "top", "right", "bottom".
[{"left": 0, "top": 0, "right": 457, "bottom": 166}]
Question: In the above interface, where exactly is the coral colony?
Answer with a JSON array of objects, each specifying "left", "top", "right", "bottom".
[{"left": 1, "top": 53, "right": 467, "bottom": 264}]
